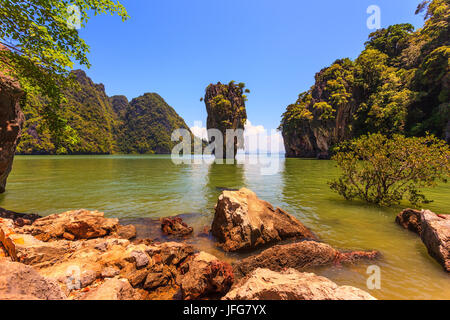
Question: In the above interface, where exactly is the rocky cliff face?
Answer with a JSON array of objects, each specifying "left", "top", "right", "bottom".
[
  {"left": 204, "top": 82, "right": 247, "bottom": 159},
  {"left": 281, "top": 59, "right": 359, "bottom": 159},
  {"left": 0, "top": 72, "right": 24, "bottom": 193}
]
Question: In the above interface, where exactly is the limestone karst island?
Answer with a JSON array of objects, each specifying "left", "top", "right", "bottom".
[{"left": 0, "top": 0, "right": 449, "bottom": 309}]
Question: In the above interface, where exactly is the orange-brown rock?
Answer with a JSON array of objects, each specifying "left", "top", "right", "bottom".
[
  {"left": 223, "top": 268, "right": 376, "bottom": 300},
  {"left": 212, "top": 188, "right": 317, "bottom": 252},
  {"left": 25, "top": 209, "right": 120, "bottom": 241},
  {"left": 420, "top": 210, "right": 450, "bottom": 272},
  {"left": 233, "top": 241, "right": 379, "bottom": 280},
  {"left": 180, "top": 251, "right": 234, "bottom": 300},
  {"left": 161, "top": 216, "right": 193, "bottom": 237}
]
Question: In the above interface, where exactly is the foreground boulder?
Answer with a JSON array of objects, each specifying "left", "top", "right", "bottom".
[
  {"left": 0, "top": 259, "right": 66, "bottom": 300},
  {"left": 22, "top": 209, "right": 122, "bottom": 241},
  {"left": 396, "top": 209, "right": 422, "bottom": 234},
  {"left": 233, "top": 241, "right": 379, "bottom": 279},
  {"left": 161, "top": 216, "right": 193, "bottom": 237},
  {"left": 212, "top": 188, "right": 316, "bottom": 252},
  {"left": 223, "top": 268, "right": 376, "bottom": 300},
  {"left": 180, "top": 251, "right": 234, "bottom": 300},
  {"left": 420, "top": 210, "right": 449, "bottom": 272}
]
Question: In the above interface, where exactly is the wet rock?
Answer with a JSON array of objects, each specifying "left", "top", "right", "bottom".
[
  {"left": 180, "top": 251, "right": 234, "bottom": 300},
  {"left": 233, "top": 241, "right": 379, "bottom": 280},
  {"left": 28, "top": 209, "right": 119, "bottom": 241},
  {"left": 0, "top": 259, "right": 66, "bottom": 300},
  {"left": 223, "top": 268, "right": 376, "bottom": 300},
  {"left": 420, "top": 210, "right": 450, "bottom": 272},
  {"left": 212, "top": 188, "right": 317, "bottom": 252},
  {"left": 0, "top": 207, "right": 41, "bottom": 224},
  {"left": 396, "top": 209, "right": 422, "bottom": 234},
  {"left": 82, "top": 278, "right": 139, "bottom": 300},
  {"left": 161, "top": 216, "right": 193, "bottom": 237},
  {"left": 116, "top": 224, "right": 137, "bottom": 240}
]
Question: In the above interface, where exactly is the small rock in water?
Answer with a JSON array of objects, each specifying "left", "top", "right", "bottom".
[{"left": 161, "top": 216, "right": 193, "bottom": 237}]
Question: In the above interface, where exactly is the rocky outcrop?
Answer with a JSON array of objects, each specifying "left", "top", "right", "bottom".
[
  {"left": 396, "top": 208, "right": 422, "bottom": 234},
  {"left": 280, "top": 59, "right": 357, "bottom": 159},
  {"left": 420, "top": 210, "right": 449, "bottom": 272},
  {"left": 0, "top": 259, "right": 66, "bottom": 300},
  {"left": 223, "top": 268, "right": 376, "bottom": 300},
  {"left": 0, "top": 71, "right": 24, "bottom": 193},
  {"left": 180, "top": 251, "right": 234, "bottom": 300},
  {"left": 212, "top": 188, "right": 316, "bottom": 252},
  {"left": 81, "top": 278, "right": 140, "bottom": 300},
  {"left": 232, "top": 241, "right": 379, "bottom": 279},
  {"left": 20, "top": 209, "right": 123, "bottom": 242},
  {"left": 161, "top": 216, "right": 193, "bottom": 237},
  {"left": 204, "top": 82, "right": 247, "bottom": 159}
]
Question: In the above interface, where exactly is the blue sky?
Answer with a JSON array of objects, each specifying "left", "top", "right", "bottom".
[{"left": 76, "top": 0, "right": 425, "bottom": 134}]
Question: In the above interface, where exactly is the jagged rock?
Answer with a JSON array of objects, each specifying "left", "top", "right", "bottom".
[
  {"left": 233, "top": 241, "right": 379, "bottom": 279},
  {"left": 82, "top": 278, "right": 139, "bottom": 300},
  {"left": 204, "top": 82, "right": 247, "bottom": 159},
  {"left": 223, "top": 268, "right": 376, "bottom": 300},
  {"left": 128, "top": 250, "right": 150, "bottom": 269},
  {"left": 116, "top": 224, "right": 137, "bottom": 240},
  {"left": 0, "top": 69, "right": 24, "bottom": 193},
  {"left": 0, "top": 259, "right": 66, "bottom": 300},
  {"left": 212, "top": 188, "right": 316, "bottom": 252},
  {"left": 26, "top": 209, "right": 119, "bottom": 241},
  {"left": 161, "top": 216, "right": 193, "bottom": 237},
  {"left": 420, "top": 210, "right": 450, "bottom": 272},
  {"left": 396, "top": 209, "right": 422, "bottom": 234},
  {"left": 180, "top": 251, "right": 234, "bottom": 300}
]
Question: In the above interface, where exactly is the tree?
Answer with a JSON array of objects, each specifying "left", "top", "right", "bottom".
[
  {"left": 0, "top": 0, "right": 128, "bottom": 131},
  {"left": 329, "top": 133, "right": 450, "bottom": 206}
]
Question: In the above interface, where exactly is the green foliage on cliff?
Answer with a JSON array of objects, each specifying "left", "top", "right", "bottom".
[
  {"left": 116, "top": 93, "right": 193, "bottom": 154},
  {"left": 0, "top": 0, "right": 128, "bottom": 137},
  {"left": 17, "top": 70, "right": 193, "bottom": 155},
  {"left": 281, "top": 0, "right": 449, "bottom": 142},
  {"left": 329, "top": 133, "right": 450, "bottom": 206}
]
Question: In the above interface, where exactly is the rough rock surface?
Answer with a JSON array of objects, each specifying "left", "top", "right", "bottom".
[
  {"left": 82, "top": 278, "right": 139, "bottom": 300},
  {"left": 0, "top": 71, "right": 24, "bottom": 193},
  {"left": 420, "top": 210, "right": 450, "bottom": 272},
  {"left": 396, "top": 209, "right": 422, "bottom": 234},
  {"left": 223, "top": 268, "right": 376, "bottom": 300},
  {"left": 212, "top": 188, "right": 316, "bottom": 252},
  {"left": 23, "top": 209, "right": 120, "bottom": 241},
  {"left": 161, "top": 216, "right": 193, "bottom": 237},
  {"left": 204, "top": 82, "right": 247, "bottom": 159},
  {"left": 0, "top": 259, "right": 66, "bottom": 300},
  {"left": 233, "top": 241, "right": 379, "bottom": 279},
  {"left": 180, "top": 251, "right": 234, "bottom": 300}
]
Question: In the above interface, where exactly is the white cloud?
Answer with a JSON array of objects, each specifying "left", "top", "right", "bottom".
[{"left": 190, "top": 120, "right": 285, "bottom": 153}]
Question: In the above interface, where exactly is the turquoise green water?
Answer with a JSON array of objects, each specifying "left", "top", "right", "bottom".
[{"left": 1, "top": 155, "right": 449, "bottom": 300}]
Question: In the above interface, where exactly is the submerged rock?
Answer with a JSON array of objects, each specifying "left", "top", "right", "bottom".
[
  {"left": 211, "top": 188, "right": 316, "bottom": 252},
  {"left": 233, "top": 240, "right": 379, "bottom": 279},
  {"left": 161, "top": 216, "right": 193, "bottom": 237},
  {"left": 223, "top": 268, "right": 376, "bottom": 300},
  {"left": 180, "top": 251, "right": 234, "bottom": 300},
  {"left": 396, "top": 209, "right": 422, "bottom": 234},
  {"left": 420, "top": 210, "right": 450, "bottom": 272}
]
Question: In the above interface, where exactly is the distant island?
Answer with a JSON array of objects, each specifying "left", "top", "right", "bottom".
[{"left": 17, "top": 70, "right": 194, "bottom": 155}]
